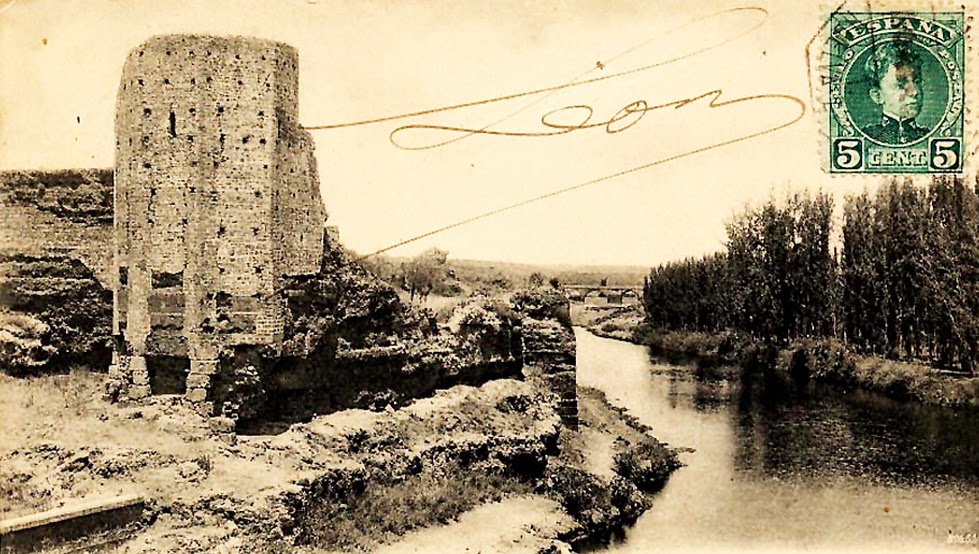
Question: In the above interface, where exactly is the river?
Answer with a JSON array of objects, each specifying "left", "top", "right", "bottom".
[{"left": 575, "top": 328, "right": 979, "bottom": 554}]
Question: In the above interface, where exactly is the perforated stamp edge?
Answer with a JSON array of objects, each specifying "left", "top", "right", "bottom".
[{"left": 807, "top": 0, "right": 976, "bottom": 179}]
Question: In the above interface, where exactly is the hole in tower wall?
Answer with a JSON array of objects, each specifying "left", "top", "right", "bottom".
[
  {"left": 146, "top": 356, "right": 189, "bottom": 395},
  {"left": 169, "top": 111, "right": 176, "bottom": 138},
  {"left": 152, "top": 271, "right": 183, "bottom": 289}
]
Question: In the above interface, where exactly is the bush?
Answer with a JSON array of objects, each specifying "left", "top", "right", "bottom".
[
  {"left": 0, "top": 311, "right": 56, "bottom": 373},
  {"left": 539, "top": 462, "right": 647, "bottom": 538},
  {"left": 613, "top": 439, "right": 680, "bottom": 492},
  {"left": 509, "top": 288, "right": 572, "bottom": 328}
]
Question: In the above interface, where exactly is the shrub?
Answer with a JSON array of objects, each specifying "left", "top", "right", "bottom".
[
  {"left": 539, "top": 462, "right": 647, "bottom": 536},
  {"left": 613, "top": 439, "right": 681, "bottom": 492},
  {"left": 0, "top": 312, "right": 56, "bottom": 374}
]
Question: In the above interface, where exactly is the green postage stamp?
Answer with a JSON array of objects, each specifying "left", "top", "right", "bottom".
[{"left": 828, "top": 12, "right": 965, "bottom": 173}]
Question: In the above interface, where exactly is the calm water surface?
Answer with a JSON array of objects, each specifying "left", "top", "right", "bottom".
[{"left": 575, "top": 328, "right": 979, "bottom": 554}]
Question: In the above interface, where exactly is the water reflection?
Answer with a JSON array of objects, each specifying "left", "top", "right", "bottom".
[
  {"left": 575, "top": 329, "right": 979, "bottom": 553},
  {"left": 668, "top": 364, "right": 979, "bottom": 487}
]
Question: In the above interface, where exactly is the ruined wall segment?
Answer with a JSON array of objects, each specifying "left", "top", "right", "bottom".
[{"left": 112, "top": 34, "right": 324, "bottom": 404}]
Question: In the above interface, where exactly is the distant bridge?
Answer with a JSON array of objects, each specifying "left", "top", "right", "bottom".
[{"left": 563, "top": 285, "right": 642, "bottom": 304}]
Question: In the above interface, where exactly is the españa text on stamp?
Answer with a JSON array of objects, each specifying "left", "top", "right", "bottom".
[{"left": 828, "top": 12, "right": 965, "bottom": 174}]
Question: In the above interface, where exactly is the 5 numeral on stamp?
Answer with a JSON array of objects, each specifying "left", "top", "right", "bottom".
[
  {"left": 929, "top": 139, "right": 961, "bottom": 171},
  {"left": 832, "top": 138, "right": 864, "bottom": 171}
]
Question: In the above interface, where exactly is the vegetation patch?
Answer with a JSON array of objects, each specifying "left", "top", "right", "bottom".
[
  {"left": 630, "top": 328, "right": 979, "bottom": 410},
  {"left": 623, "top": 175, "right": 979, "bottom": 408},
  {"left": 300, "top": 460, "right": 535, "bottom": 552},
  {"left": 0, "top": 254, "right": 111, "bottom": 374}
]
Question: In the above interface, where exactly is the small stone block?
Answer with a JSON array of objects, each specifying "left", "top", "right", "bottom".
[
  {"left": 129, "top": 356, "right": 146, "bottom": 372},
  {"left": 131, "top": 371, "right": 150, "bottom": 386},
  {"left": 191, "top": 359, "right": 220, "bottom": 375},
  {"left": 186, "top": 388, "right": 208, "bottom": 403},
  {"left": 191, "top": 401, "right": 215, "bottom": 417},
  {"left": 186, "top": 373, "right": 210, "bottom": 389},
  {"left": 128, "top": 385, "right": 151, "bottom": 400},
  {"left": 208, "top": 417, "right": 236, "bottom": 434}
]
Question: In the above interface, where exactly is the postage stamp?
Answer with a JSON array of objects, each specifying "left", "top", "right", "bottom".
[{"left": 828, "top": 11, "right": 965, "bottom": 174}]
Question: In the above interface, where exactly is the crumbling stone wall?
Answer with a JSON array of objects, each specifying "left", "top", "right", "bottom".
[
  {"left": 0, "top": 170, "right": 114, "bottom": 285},
  {"left": 512, "top": 289, "right": 578, "bottom": 427},
  {"left": 111, "top": 35, "right": 325, "bottom": 408}
]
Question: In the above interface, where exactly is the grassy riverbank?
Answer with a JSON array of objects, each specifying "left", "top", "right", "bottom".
[
  {"left": 649, "top": 329, "right": 979, "bottom": 408},
  {"left": 579, "top": 305, "right": 979, "bottom": 410}
]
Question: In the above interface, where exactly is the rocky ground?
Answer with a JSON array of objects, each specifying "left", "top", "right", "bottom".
[
  {"left": 0, "top": 254, "right": 112, "bottom": 374},
  {"left": 1, "top": 366, "right": 677, "bottom": 553}
]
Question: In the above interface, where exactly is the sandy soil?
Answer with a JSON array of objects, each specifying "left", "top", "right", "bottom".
[{"left": 372, "top": 496, "right": 575, "bottom": 554}]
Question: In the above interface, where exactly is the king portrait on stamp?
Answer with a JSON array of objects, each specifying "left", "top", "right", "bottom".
[
  {"left": 862, "top": 40, "right": 929, "bottom": 145},
  {"left": 828, "top": 12, "right": 965, "bottom": 173}
]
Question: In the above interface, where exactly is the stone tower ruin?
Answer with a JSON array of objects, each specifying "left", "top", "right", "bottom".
[{"left": 109, "top": 35, "right": 325, "bottom": 409}]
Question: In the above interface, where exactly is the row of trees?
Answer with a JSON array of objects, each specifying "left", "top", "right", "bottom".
[{"left": 642, "top": 176, "right": 979, "bottom": 374}]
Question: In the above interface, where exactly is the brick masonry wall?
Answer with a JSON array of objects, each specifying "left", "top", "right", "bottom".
[{"left": 113, "top": 35, "right": 325, "bottom": 403}]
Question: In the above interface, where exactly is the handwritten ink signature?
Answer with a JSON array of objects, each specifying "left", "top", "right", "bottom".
[
  {"left": 387, "top": 90, "right": 803, "bottom": 151},
  {"left": 303, "top": 6, "right": 807, "bottom": 257}
]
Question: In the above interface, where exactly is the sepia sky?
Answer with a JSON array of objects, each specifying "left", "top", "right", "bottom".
[{"left": 0, "top": 0, "right": 953, "bottom": 266}]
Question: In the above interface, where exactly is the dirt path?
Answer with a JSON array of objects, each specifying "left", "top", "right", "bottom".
[{"left": 371, "top": 496, "right": 574, "bottom": 554}]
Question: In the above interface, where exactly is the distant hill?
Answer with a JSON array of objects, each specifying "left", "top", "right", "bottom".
[
  {"left": 367, "top": 255, "right": 650, "bottom": 293},
  {"left": 447, "top": 259, "right": 649, "bottom": 287}
]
